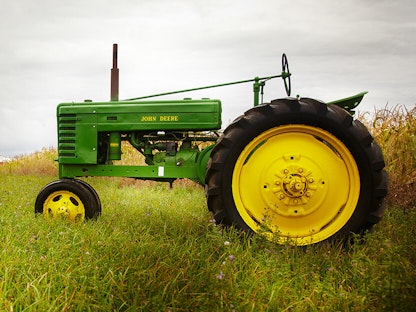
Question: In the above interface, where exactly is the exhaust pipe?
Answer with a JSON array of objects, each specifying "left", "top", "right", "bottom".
[{"left": 110, "top": 43, "right": 119, "bottom": 101}]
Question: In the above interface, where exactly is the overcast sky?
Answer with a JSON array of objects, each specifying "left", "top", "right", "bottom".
[{"left": 1, "top": 0, "right": 415, "bottom": 157}]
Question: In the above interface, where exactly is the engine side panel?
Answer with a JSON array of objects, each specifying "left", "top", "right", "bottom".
[{"left": 56, "top": 99, "right": 221, "bottom": 164}]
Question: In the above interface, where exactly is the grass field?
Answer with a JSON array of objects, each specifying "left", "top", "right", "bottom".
[{"left": 0, "top": 106, "right": 415, "bottom": 311}]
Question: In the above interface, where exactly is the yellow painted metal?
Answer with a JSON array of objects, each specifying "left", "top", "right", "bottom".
[
  {"left": 43, "top": 190, "right": 85, "bottom": 223},
  {"left": 232, "top": 125, "right": 360, "bottom": 245}
]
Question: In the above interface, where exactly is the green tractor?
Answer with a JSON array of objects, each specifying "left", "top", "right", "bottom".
[{"left": 35, "top": 44, "right": 388, "bottom": 245}]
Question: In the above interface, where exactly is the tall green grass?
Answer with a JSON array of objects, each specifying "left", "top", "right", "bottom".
[
  {"left": 0, "top": 175, "right": 415, "bottom": 311},
  {"left": 0, "top": 106, "right": 415, "bottom": 310}
]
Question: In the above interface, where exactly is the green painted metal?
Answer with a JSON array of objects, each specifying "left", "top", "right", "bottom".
[
  {"left": 56, "top": 45, "right": 365, "bottom": 186},
  {"left": 196, "top": 144, "right": 215, "bottom": 183},
  {"left": 59, "top": 163, "right": 199, "bottom": 180},
  {"left": 327, "top": 91, "right": 368, "bottom": 115},
  {"left": 57, "top": 99, "right": 221, "bottom": 165},
  {"left": 57, "top": 97, "right": 221, "bottom": 184},
  {"left": 108, "top": 132, "right": 121, "bottom": 160}
]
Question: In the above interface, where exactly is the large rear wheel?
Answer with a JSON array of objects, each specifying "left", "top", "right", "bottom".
[{"left": 205, "top": 98, "right": 388, "bottom": 245}]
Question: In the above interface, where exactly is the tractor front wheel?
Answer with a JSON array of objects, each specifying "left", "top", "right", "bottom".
[
  {"left": 35, "top": 179, "right": 101, "bottom": 222},
  {"left": 205, "top": 98, "right": 388, "bottom": 245}
]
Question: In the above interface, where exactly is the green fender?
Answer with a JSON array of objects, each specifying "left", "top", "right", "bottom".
[{"left": 196, "top": 144, "right": 215, "bottom": 185}]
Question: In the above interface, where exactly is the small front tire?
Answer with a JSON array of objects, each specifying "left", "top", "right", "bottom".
[{"left": 35, "top": 179, "right": 101, "bottom": 222}]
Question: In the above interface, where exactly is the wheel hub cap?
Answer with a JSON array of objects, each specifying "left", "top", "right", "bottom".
[
  {"left": 232, "top": 125, "right": 360, "bottom": 245},
  {"left": 269, "top": 165, "right": 320, "bottom": 216},
  {"left": 262, "top": 158, "right": 324, "bottom": 217}
]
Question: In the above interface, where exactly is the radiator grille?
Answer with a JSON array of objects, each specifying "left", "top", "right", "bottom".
[{"left": 58, "top": 114, "right": 76, "bottom": 158}]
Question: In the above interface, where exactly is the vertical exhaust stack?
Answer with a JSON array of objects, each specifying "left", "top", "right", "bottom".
[
  {"left": 110, "top": 43, "right": 119, "bottom": 101},
  {"left": 109, "top": 43, "right": 121, "bottom": 160}
]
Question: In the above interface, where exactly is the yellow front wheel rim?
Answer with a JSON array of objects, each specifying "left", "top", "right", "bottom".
[
  {"left": 43, "top": 190, "right": 85, "bottom": 223},
  {"left": 232, "top": 125, "right": 360, "bottom": 245}
]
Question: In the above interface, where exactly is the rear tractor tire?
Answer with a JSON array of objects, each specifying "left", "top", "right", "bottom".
[
  {"left": 35, "top": 179, "right": 101, "bottom": 222},
  {"left": 205, "top": 98, "right": 388, "bottom": 245}
]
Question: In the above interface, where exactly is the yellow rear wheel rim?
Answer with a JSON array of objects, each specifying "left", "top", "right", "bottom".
[
  {"left": 43, "top": 190, "right": 85, "bottom": 223},
  {"left": 232, "top": 125, "right": 360, "bottom": 245}
]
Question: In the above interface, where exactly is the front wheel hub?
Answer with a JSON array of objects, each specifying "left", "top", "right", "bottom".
[
  {"left": 43, "top": 191, "right": 85, "bottom": 222},
  {"left": 58, "top": 205, "right": 70, "bottom": 217}
]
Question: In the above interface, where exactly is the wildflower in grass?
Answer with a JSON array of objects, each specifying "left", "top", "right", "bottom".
[
  {"left": 208, "top": 218, "right": 217, "bottom": 227},
  {"left": 228, "top": 255, "right": 235, "bottom": 262},
  {"left": 216, "top": 271, "right": 224, "bottom": 280},
  {"left": 85, "top": 251, "right": 90, "bottom": 255},
  {"left": 224, "top": 241, "right": 230, "bottom": 246}
]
